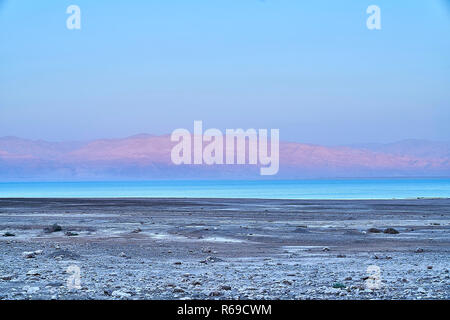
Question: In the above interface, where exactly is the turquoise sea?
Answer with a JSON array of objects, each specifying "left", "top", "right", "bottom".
[{"left": 0, "top": 178, "right": 449, "bottom": 199}]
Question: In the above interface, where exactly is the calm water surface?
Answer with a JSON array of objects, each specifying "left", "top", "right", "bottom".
[{"left": 0, "top": 179, "right": 449, "bottom": 199}]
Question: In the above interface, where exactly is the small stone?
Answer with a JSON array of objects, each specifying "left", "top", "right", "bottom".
[
  {"left": 131, "top": 228, "right": 142, "bottom": 234},
  {"left": 383, "top": 228, "right": 399, "bottom": 234},
  {"left": 415, "top": 248, "right": 424, "bottom": 253},
  {"left": 174, "top": 261, "right": 182, "bottom": 265},
  {"left": 200, "top": 256, "right": 224, "bottom": 264},
  {"left": 345, "top": 277, "right": 352, "bottom": 281},
  {"left": 367, "top": 228, "right": 382, "bottom": 233},
  {"left": 48, "top": 249, "right": 80, "bottom": 260},
  {"left": 332, "top": 282, "right": 346, "bottom": 289},
  {"left": 322, "top": 247, "right": 330, "bottom": 252},
  {"left": 22, "top": 251, "right": 36, "bottom": 259},
  {"left": 282, "top": 280, "right": 292, "bottom": 286},
  {"left": 65, "top": 231, "right": 78, "bottom": 236},
  {"left": 173, "top": 288, "right": 185, "bottom": 293},
  {"left": 26, "top": 270, "right": 40, "bottom": 276},
  {"left": 1, "top": 275, "right": 13, "bottom": 281},
  {"left": 2, "top": 232, "right": 15, "bottom": 237},
  {"left": 112, "top": 290, "right": 131, "bottom": 298},
  {"left": 26, "top": 286, "right": 40, "bottom": 294},
  {"left": 46, "top": 282, "right": 63, "bottom": 287},
  {"left": 119, "top": 252, "right": 127, "bottom": 258},
  {"left": 427, "top": 266, "right": 433, "bottom": 270},
  {"left": 209, "top": 291, "right": 222, "bottom": 297},
  {"left": 220, "top": 285, "right": 232, "bottom": 290},
  {"left": 418, "top": 287, "right": 426, "bottom": 294},
  {"left": 44, "top": 224, "right": 62, "bottom": 233}
]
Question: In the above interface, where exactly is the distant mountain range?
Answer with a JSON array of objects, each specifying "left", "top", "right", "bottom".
[{"left": 0, "top": 135, "right": 449, "bottom": 180}]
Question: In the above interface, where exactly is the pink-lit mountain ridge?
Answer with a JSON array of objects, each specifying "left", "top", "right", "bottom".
[{"left": 0, "top": 135, "right": 449, "bottom": 180}]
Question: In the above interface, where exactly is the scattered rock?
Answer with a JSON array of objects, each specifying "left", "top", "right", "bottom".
[
  {"left": 220, "top": 285, "right": 232, "bottom": 290},
  {"left": 200, "top": 256, "right": 224, "bottom": 264},
  {"left": 174, "top": 261, "right": 182, "bottom": 265},
  {"left": 337, "top": 254, "right": 346, "bottom": 258},
  {"left": 48, "top": 249, "right": 80, "bottom": 260},
  {"left": 383, "top": 228, "right": 399, "bottom": 234},
  {"left": 209, "top": 291, "right": 222, "bottom": 297},
  {"left": 44, "top": 224, "right": 62, "bottom": 233},
  {"left": 173, "top": 288, "right": 185, "bottom": 293},
  {"left": 25, "top": 286, "right": 40, "bottom": 294},
  {"left": 373, "top": 255, "right": 392, "bottom": 260},
  {"left": 112, "top": 290, "right": 131, "bottom": 298},
  {"left": 131, "top": 228, "right": 142, "bottom": 234},
  {"left": 26, "top": 270, "right": 40, "bottom": 276},
  {"left": 22, "top": 250, "right": 42, "bottom": 258},
  {"left": 1, "top": 275, "right": 13, "bottom": 281},
  {"left": 282, "top": 280, "right": 292, "bottom": 286},
  {"left": 119, "top": 252, "right": 127, "bottom": 258},
  {"left": 322, "top": 247, "right": 330, "bottom": 252},
  {"left": 344, "top": 277, "right": 352, "bottom": 281},
  {"left": 332, "top": 282, "right": 346, "bottom": 289},
  {"left": 46, "top": 282, "right": 63, "bottom": 287},
  {"left": 22, "top": 251, "right": 36, "bottom": 259},
  {"left": 427, "top": 266, "right": 433, "bottom": 270},
  {"left": 2, "top": 232, "right": 15, "bottom": 237},
  {"left": 415, "top": 247, "right": 424, "bottom": 253},
  {"left": 344, "top": 230, "right": 364, "bottom": 236},
  {"left": 367, "top": 228, "right": 382, "bottom": 233},
  {"left": 65, "top": 231, "right": 78, "bottom": 237}
]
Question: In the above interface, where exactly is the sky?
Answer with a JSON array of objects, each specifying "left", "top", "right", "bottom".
[{"left": 0, "top": 0, "right": 449, "bottom": 145}]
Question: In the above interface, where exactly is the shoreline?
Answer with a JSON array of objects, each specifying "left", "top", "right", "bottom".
[{"left": 1, "top": 197, "right": 450, "bottom": 201}]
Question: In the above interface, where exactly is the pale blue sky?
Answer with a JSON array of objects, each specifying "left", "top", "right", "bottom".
[{"left": 0, "top": 0, "right": 449, "bottom": 144}]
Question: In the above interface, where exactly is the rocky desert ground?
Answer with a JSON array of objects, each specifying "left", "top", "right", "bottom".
[{"left": 0, "top": 198, "right": 449, "bottom": 300}]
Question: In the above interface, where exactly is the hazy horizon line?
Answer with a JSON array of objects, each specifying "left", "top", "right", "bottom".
[{"left": 1, "top": 133, "right": 449, "bottom": 147}]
